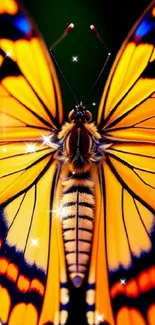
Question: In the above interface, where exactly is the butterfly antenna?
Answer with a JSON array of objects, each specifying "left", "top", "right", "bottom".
[
  {"left": 85, "top": 25, "right": 111, "bottom": 102},
  {"left": 50, "top": 50, "right": 79, "bottom": 105},
  {"left": 50, "top": 24, "right": 78, "bottom": 104},
  {"left": 90, "top": 25, "right": 109, "bottom": 53},
  {"left": 50, "top": 23, "right": 74, "bottom": 50}
]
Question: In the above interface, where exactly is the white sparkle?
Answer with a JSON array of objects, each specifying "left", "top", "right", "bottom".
[
  {"left": 92, "top": 102, "right": 96, "bottom": 106},
  {"left": 97, "top": 313, "right": 104, "bottom": 322},
  {"left": 5, "top": 51, "right": 11, "bottom": 58},
  {"left": 30, "top": 238, "right": 39, "bottom": 247},
  {"left": 120, "top": 278, "right": 126, "bottom": 285},
  {"left": 72, "top": 56, "right": 78, "bottom": 62},
  {"left": 2, "top": 147, "right": 6, "bottom": 152},
  {"left": 42, "top": 135, "right": 52, "bottom": 145},
  {"left": 26, "top": 143, "right": 36, "bottom": 153},
  {"left": 41, "top": 133, "right": 58, "bottom": 150},
  {"left": 72, "top": 171, "right": 76, "bottom": 175},
  {"left": 65, "top": 296, "right": 70, "bottom": 303},
  {"left": 50, "top": 202, "right": 65, "bottom": 220}
]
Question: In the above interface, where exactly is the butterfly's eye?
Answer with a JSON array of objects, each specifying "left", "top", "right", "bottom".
[
  {"left": 85, "top": 110, "right": 92, "bottom": 122},
  {"left": 68, "top": 109, "right": 75, "bottom": 121}
]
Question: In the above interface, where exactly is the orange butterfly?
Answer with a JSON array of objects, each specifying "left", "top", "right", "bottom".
[{"left": 0, "top": 0, "right": 155, "bottom": 325}]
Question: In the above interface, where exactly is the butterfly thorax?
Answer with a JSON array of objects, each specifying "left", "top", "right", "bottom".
[{"left": 57, "top": 103, "right": 101, "bottom": 171}]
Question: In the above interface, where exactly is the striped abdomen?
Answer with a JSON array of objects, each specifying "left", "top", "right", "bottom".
[{"left": 62, "top": 171, "right": 95, "bottom": 287}]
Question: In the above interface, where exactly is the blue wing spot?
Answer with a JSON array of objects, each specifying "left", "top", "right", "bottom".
[
  {"left": 60, "top": 282, "right": 68, "bottom": 288},
  {"left": 134, "top": 16, "right": 155, "bottom": 38},
  {"left": 86, "top": 303, "right": 95, "bottom": 312},
  {"left": 13, "top": 12, "right": 32, "bottom": 35},
  {"left": 87, "top": 283, "right": 95, "bottom": 290},
  {"left": 60, "top": 303, "right": 69, "bottom": 311}
]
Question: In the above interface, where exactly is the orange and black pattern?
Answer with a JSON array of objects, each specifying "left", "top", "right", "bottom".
[
  {"left": 98, "top": 1, "right": 155, "bottom": 137},
  {"left": 62, "top": 171, "right": 94, "bottom": 288},
  {"left": 0, "top": 0, "right": 68, "bottom": 324},
  {"left": 0, "top": 0, "right": 63, "bottom": 139},
  {"left": 93, "top": 1, "right": 155, "bottom": 324},
  {"left": 1, "top": 0, "right": 155, "bottom": 325},
  {"left": 0, "top": 206, "right": 46, "bottom": 317}
]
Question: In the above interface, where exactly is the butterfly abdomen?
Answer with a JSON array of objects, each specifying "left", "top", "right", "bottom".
[{"left": 62, "top": 171, "right": 95, "bottom": 287}]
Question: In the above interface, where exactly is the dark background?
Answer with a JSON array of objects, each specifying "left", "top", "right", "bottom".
[
  {"left": 21, "top": 0, "right": 152, "bottom": 324},
  {"left": 22, "top": 0, "right": 151, "bottom": 120}
]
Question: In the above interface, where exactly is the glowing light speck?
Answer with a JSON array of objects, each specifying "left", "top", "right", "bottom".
[
  {"left": 96, "top": 313, "right": 104, "bottom": 322},
  {"left": 42, "top": 135, "right": 52, "bottom": 145},
  {"left": 72, "top": 56, "right": 78, "bottom": 62},
  {"left": 41, "top": 134, "right": 58, "bottom": 150},
  {"left": 120, "top": 279, "right": 126, "bottom": 285},
  {"left": 50, "top": 202, "right": 65, "bottom": 220},
  {"left": 5, "top": 51, "right": 11, "bottom": 58},
  {"left": 30, "top": 238, "right": 39, "bottom": 247},
  {"left": 92, "top": 102, "right": 96, "bottom": 106},
  {"left": 65, "top": 296, "right": 70, "bottom": 303},
  {"left": 26, "top": 143, "right": 36, "bottom": 153},
  {"left": 2, "top": 147, "right": 6, "bottom": 152}
]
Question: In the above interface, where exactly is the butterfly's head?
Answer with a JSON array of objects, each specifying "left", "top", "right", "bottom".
[{"left": 68, "top": 102, "right": 92, "bottom": 123}]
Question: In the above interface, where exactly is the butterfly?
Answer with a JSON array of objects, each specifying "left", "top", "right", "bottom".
[{"left": 0, "top": 0, "right": 155, "bottom": 324}]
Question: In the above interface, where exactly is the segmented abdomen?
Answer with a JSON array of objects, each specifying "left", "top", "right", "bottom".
[{"left": 62, "top": 171, "right": 95, "bottom": 287}]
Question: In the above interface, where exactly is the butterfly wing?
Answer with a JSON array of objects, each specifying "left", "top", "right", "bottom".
[
  {"left": 87, "top": 1, "right": 155, "bottom": 325},
  {"left": 97, "top": 0, "right": 155, "bottom": 140},
  {"left": 0, "top": 1, "right": 68, "bottom": 325}
]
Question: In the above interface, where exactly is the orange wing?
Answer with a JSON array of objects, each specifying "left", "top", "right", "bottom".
[
  {"left": 0, "top": 1, "right": 68, "bottom": 325},
  {"left": 86, "top": 1, "right": 155, "bottom": 325},
  {"left": 97, "top": 0, "right": 155, "bottom": 142},
  {"left": 0, "top": 0, "right": 63, "bottom": 144}
]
